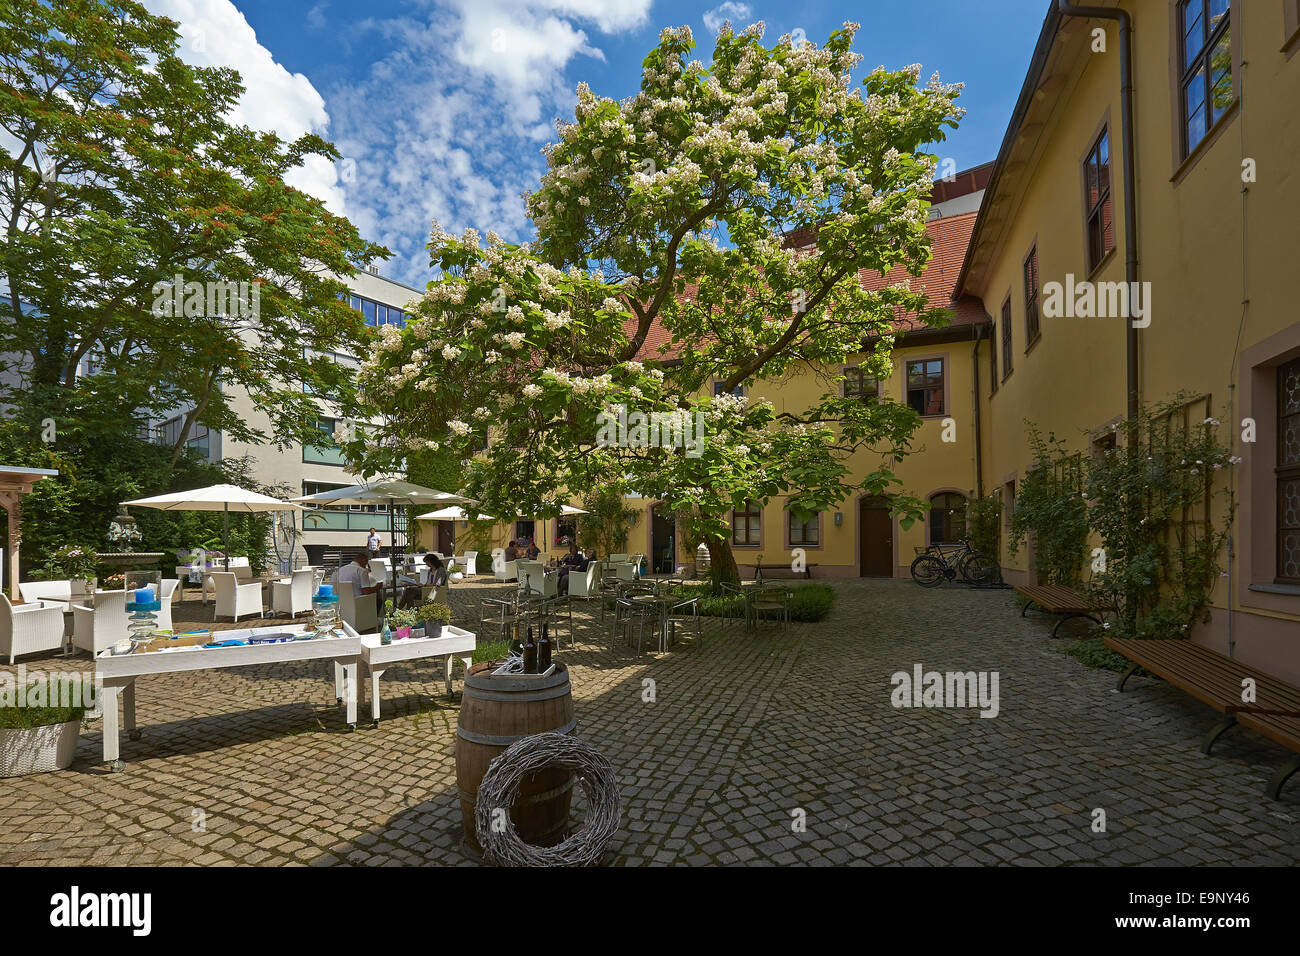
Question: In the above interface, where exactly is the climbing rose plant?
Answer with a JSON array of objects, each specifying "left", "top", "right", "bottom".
[{"left": 351, "top": 21, "right": 965, "bottom": 584}]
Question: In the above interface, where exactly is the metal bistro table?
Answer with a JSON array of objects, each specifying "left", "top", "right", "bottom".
[
  {"left": 358, "top": 625, "right": 476, "bottom": 726},
  {"left": 94, "top": 622, "right": 363, "bottom": 771}
]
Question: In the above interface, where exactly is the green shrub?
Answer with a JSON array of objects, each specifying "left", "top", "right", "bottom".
[
  {"left": 0, "top": 677, "right": 90, "bottom": 729},
  {"left": 1062, "top": 635, "right": 1132, "bottom": 673},
  {"left": 472, "top": 640, "right": 510, "bottom": 664},
  {"left": 669, "top": 582, "right": 836, "bottom": 622}
]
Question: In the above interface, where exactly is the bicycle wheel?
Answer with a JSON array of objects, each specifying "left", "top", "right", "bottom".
[
  {"left": 910, "top": 554, "right": 947, "bottom": 588},
  {"left": 961, "top": 554, "right": 1002, "bottom": 587}
]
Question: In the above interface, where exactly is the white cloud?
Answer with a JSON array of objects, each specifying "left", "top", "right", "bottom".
[
  {"left": 323, "top": 1, "right": 651, "bottom": 285},
  {"left": 142, "top": 0, "right": 348, "bottom": 216},
  {"left": 702, "top": 2, "right": 754, "bottom": 34},
  {"left": 140, "top": 0, "right": 654, "bottom": 287}
]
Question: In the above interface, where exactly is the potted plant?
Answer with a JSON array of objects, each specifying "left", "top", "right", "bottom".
[
  {"left": 0, "top": 676, "right": 90, "bottom": 777},
  {"left": 35, "top": 544, "right": 99, "bottom": 597},
  {"left": 388, "top": 607, "right": 416, "bottom": 641},
  {"left": 416, "top": 601, "right": 452, "bottom": 639}
]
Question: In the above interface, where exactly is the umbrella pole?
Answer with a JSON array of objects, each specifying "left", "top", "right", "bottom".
[{"left": 224, "top": 503, "right": 230, "bottom": 570}]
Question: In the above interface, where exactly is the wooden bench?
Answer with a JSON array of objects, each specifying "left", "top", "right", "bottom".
[
  {"left": 753, "top": 561, "right": 817, "bottom": 580},
  {"left": 1014, "top": 584, "right": 1106, "bottom": 638},
  {"left": 1105, "top": 637, "right": 1300, "bottom": 801}
]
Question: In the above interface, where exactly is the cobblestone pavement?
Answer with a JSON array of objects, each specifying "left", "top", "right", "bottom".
[{"left": 2, "top": 578, "right": 1296, "bottom": 866}]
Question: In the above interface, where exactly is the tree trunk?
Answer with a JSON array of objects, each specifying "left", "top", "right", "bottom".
[{"left": 705, "top": 533, "right": 739, "bottom": 593}]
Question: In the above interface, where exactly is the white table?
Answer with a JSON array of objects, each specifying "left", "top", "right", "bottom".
[
  {"left": 357, "top": 625, "right": 476, "bottom": 725},
  {"left": 94, "top": 622, "right": 362, "bottom": 771}
]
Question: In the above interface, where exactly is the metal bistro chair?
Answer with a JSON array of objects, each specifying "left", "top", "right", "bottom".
[
  {"left": 666, "top": 593, "right": 702, "bottom": 649},
  {"left": 609, "top": 581, "right": 657, "bottom": 650},
  {"left": 718, "top": 581, "right": 751, "bottom": 630},
  {"left": 613, "top": 594, "right": 661, "bottom": 655},
  {"left": 751, "top": 583, "right": 793, "bottom": 632}
]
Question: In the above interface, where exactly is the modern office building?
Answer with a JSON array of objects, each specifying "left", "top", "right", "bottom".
[{"left": 151, "top": 267, "right": 425, "bottom": 565}]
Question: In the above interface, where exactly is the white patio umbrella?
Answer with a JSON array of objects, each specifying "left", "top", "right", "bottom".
[
  {"left": 292, "top": 480, "right": 476, "bottom": 589},
  {"left": 123, "top": 483, "right": 302, "bottom": 562},
  {"left": 414, "top": 505, "right": 496, "bottom": 521}
]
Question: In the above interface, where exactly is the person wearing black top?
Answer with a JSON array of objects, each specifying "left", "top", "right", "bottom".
[{"left": 557, "top": 543, "right": 588, "bottom": 595}]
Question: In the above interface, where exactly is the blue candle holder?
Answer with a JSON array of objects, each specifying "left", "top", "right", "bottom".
[{"left": 125, "top": 588, "right": 161, "bottom": 650}]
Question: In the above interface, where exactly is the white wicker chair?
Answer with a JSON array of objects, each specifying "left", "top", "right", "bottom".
[
  {"left": 1, "top": 592, "right": 66, "bottom": 663},
  {"left": 158, "top": 579, "right": 179, "bottom": 632},
  {"left": 210, "top": 572, "right": 264, "bottom": 622},
  {"left": 72, "top": 589, "right": 128, "bottom": 657},
  {"left": 338, "top": 586, "right": 378, "bottom": 633},
  {"left": 272, "top": 568, "right": 314, "bottom": 617},
  {"left": 494, "top": 558, "right": 518, "bottom": 583},
  {"left": 462, "top": 550, "right": 479, "bottom": 575},
  {"left": 569, "top": 563, "right": 600, "bottom": 599},
  {"left": 17, "top": 580, "right": 73, "bottom": 611}
]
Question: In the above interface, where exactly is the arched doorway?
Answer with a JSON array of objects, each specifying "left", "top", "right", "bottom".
[{"left": 858, "top": 496, "right": 893, "bottom": 577}]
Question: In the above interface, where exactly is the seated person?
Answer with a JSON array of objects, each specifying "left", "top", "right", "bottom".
[
  {"left": 556, "top": 544, "right": 588, "bottom": 595},
  {"left": 525, "top": 538, "right": 541, "bottom": 560},
  {"left": 400, "top": 554, "right": 447, "bottom": 607},
  {"left": 502, "top": 540, "right": 519, "bottom": 563},
  {"left": 337, "top": 551, "right": 383, "bottom": 614}
]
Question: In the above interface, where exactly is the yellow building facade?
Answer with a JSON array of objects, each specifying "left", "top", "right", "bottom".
[{"left": 958, "top": 0, "right": 1300, "bottom": 683}]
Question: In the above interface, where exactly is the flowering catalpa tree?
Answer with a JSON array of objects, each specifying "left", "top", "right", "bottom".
[{"left": 351, "top": 21, "right": 964, "bottom": 585}]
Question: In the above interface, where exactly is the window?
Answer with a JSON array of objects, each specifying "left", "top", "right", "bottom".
[
  {"left": 788, "top": 510, "right": 820, "bottom": 547},
  {"left": 842, "top": 366, "right": 880, "bottom": 403},
  {"left": 1277, "top": 358, "right": 1300, "bottom": 584},
  {"left": 1004, "top": 481, "right": 1016, "bottom": 530},
  {"left": 346, "top": 293, "right": 407, "bottom": 328},
  {"left": 303, "top": 416, "right": 346, "bottom": 465},
  {"left": 713, "top": 380, "right": 745, "bottom": 397},
  {"left": 988, "top": 323, "right": 998, "bottom": 396},
  {"left": 1178, "top": 0, "right": 1233, "bottom": 157},
  {"left": 1000, "top": 299, "right": 1013, "bottom": 380},
  {"left": 732, "top": 499, "right": 761, "bottom": 546},
  {"left": 929, "top": 493, "right": 967, "bottom": 545},
  {"left": 1084, "top": 128, "right": 1115, "bottom": 271},
  {"left": 1023, "top": 246, "right": 1040, "bottom": 347},
  {"left": 1287, "top": 0, "right": 1300, "bottom": 48},
  {"left": 155, "top": 416, "right": 210, "bottom": 458},
  {"left": 905, "top": 359, "right": 945, "bottom": 416}
]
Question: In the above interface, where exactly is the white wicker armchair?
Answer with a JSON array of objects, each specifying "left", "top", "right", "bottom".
[
  {"left": 72, "top": 589, "right": 128, "bottom": 657},
  {"left": 272, "top": 568, "right": 314, "bottom": 617},
  {"left": 1, "top": 592, "right": 66, "bottom": 663},
  {"left": 338, "top": 586, "right": 378, "bottom": 633},
  {"left": 17, "top": 580, "right": 73, "bottom": 611},
  {"left": 569, "top": 563, "right": 600, "bottom": 599},
  {"left": 158, "top": 579, "right": 179, "bottom": 632},
  {"left": 210, "top": 572, "right": 264, "bottom": 622},
  {"left": 462, "top": 550, "right": 479, "bottom": 575}
]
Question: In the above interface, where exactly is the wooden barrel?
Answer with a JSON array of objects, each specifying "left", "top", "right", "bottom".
[{"left": 456, "top": 661, "right": 576, "bottom": 852}]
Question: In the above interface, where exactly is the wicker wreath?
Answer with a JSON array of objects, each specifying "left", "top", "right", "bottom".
[{"left": 475, "top": 732, "right": 620, "bottom": 867}]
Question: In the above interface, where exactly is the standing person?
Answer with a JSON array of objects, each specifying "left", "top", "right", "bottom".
[{"left": 367, "top": 527, "right": 381, "bottom": 556}]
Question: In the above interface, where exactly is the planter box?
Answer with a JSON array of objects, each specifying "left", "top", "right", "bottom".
[{"left": 0, "top": 720, "right": 81, "bottom": 777}]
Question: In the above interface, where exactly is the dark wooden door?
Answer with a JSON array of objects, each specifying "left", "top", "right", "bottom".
[
  {"left": 859, "top": 501, "right": 893, "bottom": 577},
  {"left": 437, "top": 521, "right": 454, "bottom": 555}
]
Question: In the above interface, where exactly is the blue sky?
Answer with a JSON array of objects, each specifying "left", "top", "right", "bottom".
[{"left": 148, "top": 1, "right": 1048, "bottom": 289}]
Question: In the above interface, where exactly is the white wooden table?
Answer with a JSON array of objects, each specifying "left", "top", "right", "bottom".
[
  {"left": 357, "top": 625, "right": 476, "bottom": 725},
  {"left": 94, "top": 623, "right": 362, "bottom": 771}
]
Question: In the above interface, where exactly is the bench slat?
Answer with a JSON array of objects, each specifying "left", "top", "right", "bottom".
[{"left": 1105, "top": 638, "right": 1300, "bottom": 753}]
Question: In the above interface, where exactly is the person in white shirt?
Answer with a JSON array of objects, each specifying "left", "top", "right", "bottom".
[
  {"left": 367, "top": 528, "right": 381, "bottom": 555},
  {"left": 337, "top": 552, "right": 382, "bottom": 615}
]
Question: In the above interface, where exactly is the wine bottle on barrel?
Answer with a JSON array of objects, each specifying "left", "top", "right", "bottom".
[
  {"left": 537, "top": 621, "right": 551, "bottom": 672},
  {"left": 523, "top": 625, "right": 538, "bottom": 674}
]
